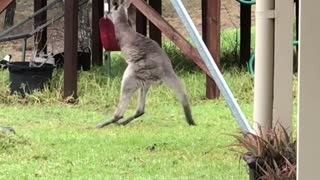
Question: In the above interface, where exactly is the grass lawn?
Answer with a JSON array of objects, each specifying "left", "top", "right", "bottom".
[{"left": 0, "top": 53, "right": 255, "bottom": 179}]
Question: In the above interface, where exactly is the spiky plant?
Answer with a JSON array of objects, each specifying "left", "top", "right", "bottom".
[{"left": 228, "top": 124, "right": 296, "bottom": 180}]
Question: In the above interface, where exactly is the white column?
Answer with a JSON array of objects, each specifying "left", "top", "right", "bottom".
[
  {"left": 273, "top": 0, "right": 294, "bottom": 133},
  {"left": 297, "top": 0, "right": 320, "bottom": 178},
  {"left": 254, "top": 0, "right": 275, "bottom": 132}
]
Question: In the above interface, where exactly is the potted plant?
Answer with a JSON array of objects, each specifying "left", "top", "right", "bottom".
[{"left": 228, "top": 124, "right": 296, "bottom": 180}]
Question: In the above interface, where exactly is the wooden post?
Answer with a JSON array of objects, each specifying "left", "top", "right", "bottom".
[
  {"left": 136, "top": 0, "right": 147, "bottom": 35},
  {"left": 64, "top": 0, "right": 78, "bottom": 99},
  {"left": 34, "top": 0, "right": 47, "bottom": 54},
  {"left": 202, "top": 0, "right": 220, "bottom": 99},
  {"left": 92, "top": 0, "right": 104, "bottom": 66},
  {"left": 240, "top": 3, "right": 251, "bottom": 68},
  {"left": 149, "top": 0, "right": 162, "bottom": 46}
]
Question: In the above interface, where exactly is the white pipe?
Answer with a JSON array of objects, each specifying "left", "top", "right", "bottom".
[
  {"left": 254, "top": 0, "right": 275, "bottom": 132},
  {"left": 171, "top": 0, "right": 254, "bottom": 134}
]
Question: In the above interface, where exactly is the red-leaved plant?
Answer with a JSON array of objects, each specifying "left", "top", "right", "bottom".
[{"left": 228, "top": 124, "right": 296, "bottom": 180}]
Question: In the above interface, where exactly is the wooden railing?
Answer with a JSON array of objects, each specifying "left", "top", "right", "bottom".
[{"left": 0, "top": 0, "right": 14, "bottom": 14}]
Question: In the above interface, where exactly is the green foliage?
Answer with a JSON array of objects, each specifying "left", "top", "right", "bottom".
[
  {"left": 220, "top": 28, "right": 256, "bottom": 70},
  {"left": 163, "top": 41, "right": 201, "bottom": 73},
  {"left": 162, "top": 28, "right": 257, "bottom": 71},
  {"left": 0, "top": 61, "right": 255, "bottom": 106}
]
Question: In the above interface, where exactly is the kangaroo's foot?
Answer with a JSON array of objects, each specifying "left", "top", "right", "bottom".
[
  {"left": 96, "top": 116, "right": 123, "bottom": 129},
  {"left": 116, "top": 111, "right": 145, "bottom": 126}
]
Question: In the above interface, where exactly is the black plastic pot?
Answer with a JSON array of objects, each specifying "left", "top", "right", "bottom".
[
  {"left": 8, "top": 62, "right": 55, "bottom": 95},
  {"left": 53, "top": 47, "right": 91, "bottom": 71},
  {"left": 78, "top": 47, "right": 91, "bottom": 71},
  {"left": 249, "top": 168, "right": 257, "bottom": 180},
  {"left": 244, "top": 155, "right": 258, "bottom": 180}
]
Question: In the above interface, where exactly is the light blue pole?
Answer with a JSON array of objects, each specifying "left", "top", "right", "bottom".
[{"left": 171, "top": 0, "right": 254, "bottom": 134}]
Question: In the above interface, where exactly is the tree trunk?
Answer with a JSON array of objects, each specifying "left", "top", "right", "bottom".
[
  {"left": 78, "top": 1, "right": 91, "bottom": 50},
  {"left": 3, "top": 1, "right": 16, "bottom": 29}
]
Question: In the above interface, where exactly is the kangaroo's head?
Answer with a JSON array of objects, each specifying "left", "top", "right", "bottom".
[{"left": 106, "top": 0, "right": 131, "bottom": 25}]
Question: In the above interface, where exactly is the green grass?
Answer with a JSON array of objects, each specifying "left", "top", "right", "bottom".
[
  {"left": 0, "top": 48, "right": 256, "bottom": 179},
  {"left": 0, "top": 103, "right": 252, "bottom": 179}
]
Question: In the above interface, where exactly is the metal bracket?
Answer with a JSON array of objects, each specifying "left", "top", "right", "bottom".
[{"left": 256, "top": 10, "right": 277, "bottom": 19}]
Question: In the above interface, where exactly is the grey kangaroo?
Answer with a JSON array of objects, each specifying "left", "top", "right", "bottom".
[{"left": 96, "top": 0, "right": 196, "bottom": 128}]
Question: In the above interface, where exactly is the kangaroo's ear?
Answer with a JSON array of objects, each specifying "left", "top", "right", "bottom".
[
  {"left": 122, "top": 0, "right": 132, "bottom": 9},
  {"left": 112, "top": 0, "right": 120, "bottom": 10},
  {"left": 113, "top": 0, "right": 119, "bottom": 6}
]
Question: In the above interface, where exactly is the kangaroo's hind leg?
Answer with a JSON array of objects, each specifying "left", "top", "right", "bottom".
[
  {"left": 118, "top": 84, "right": 150, "bottom": 126},
  {"left": 96, "top": 73, "right": 139, "bottom": 129},
  {"left": 163, "top": 72, "right": 196, "bottom": 126}
]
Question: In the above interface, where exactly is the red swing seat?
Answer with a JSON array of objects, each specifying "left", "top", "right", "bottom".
[{"left": 99, "top": 17, "right": 121, "bottom": 51}]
